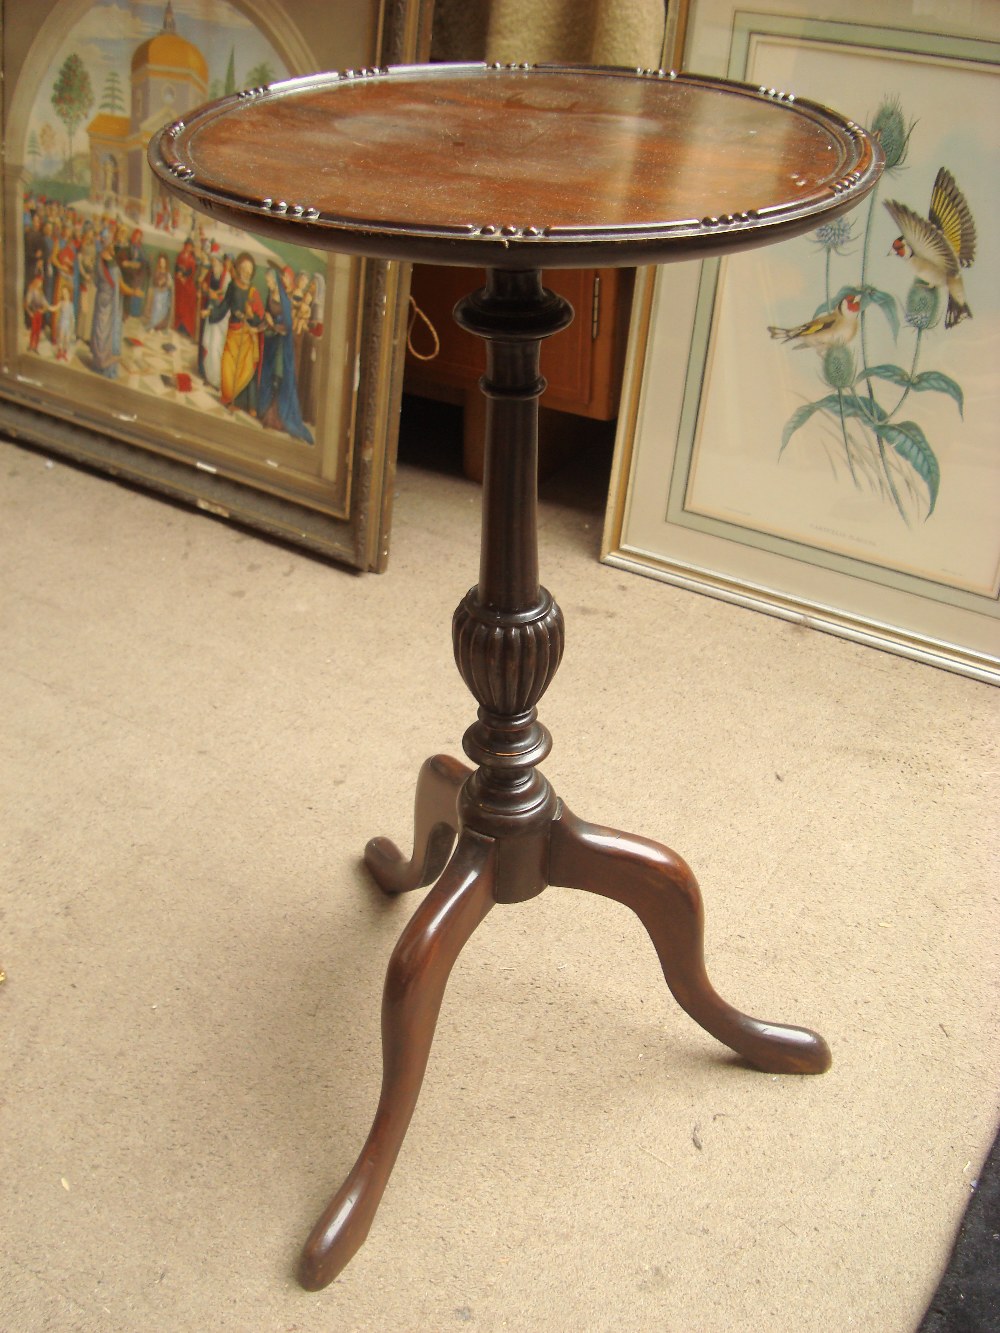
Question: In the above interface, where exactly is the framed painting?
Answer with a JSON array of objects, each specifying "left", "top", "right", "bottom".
[
  {"left": 0, "top": 0, "right": 433, "bottom": 570},
  {"left": 603, "top": 0, "right": 1000, "bottom": 683}
]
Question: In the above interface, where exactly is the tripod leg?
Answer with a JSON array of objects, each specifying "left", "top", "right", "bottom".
[
  {"left": 365, "top": 754, "right": 472, "bottom": 894},
  {"left": 549, "top": 805, "right": 831, "bottom": 1075},
  {"left": 299, "top": 830, "right": 496, "bottom": 1290}
]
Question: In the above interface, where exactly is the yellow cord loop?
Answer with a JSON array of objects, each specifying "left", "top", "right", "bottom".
[{"left": 407, "top": 295, "right": 440, "bottom": 361}]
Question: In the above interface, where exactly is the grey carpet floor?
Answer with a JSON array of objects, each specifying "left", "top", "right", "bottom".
[{"left": 2, "top": 438, "right": 997, "bottom": 1332}]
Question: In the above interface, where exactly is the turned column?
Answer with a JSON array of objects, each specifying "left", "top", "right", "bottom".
[{"left": 451, "top": 269, "right": 573, "bottom": 902}]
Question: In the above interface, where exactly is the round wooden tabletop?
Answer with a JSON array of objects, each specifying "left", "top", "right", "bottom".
[{"left": 148, "top": 63, "right": 883, "bottom": 269}]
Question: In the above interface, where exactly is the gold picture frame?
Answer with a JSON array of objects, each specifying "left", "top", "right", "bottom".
[
  {"left": 0, "top": 0, "right": 433, "bottom": 569},
  {"left": 603, "top": 0, "right": 999, "bottom": 683}
]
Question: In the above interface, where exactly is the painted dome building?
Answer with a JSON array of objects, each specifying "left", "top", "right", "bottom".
[{"left": 87, "top": 2, "right": 208, "bottom": 215}]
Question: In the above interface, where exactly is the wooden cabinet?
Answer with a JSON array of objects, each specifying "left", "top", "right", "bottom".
[{"left": 404, "top": 264, "right": 634, "bottom": 479}]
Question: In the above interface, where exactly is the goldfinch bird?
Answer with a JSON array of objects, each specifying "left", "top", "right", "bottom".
[
  {"left": 767, "top": 293, "right": 861, "bottom": 349},
  {"left": 884, "top": 167, "right": 977, "bottom": 328}
]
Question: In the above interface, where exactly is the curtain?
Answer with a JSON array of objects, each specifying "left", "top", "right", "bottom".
[{"left": 431, "top": 0, "right": 668, "bottom": 67}]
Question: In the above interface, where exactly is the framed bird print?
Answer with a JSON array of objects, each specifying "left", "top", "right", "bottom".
[
  {"left": 0, "top": 0, "right": 432, "bottom": 570},
  {"left": 603, "top": 0, "right": 1000, "bottom": 683}
]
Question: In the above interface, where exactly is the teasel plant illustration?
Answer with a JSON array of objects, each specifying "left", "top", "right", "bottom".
[{"left": 770, "top": 96, "right": 975, "bottom": 525}]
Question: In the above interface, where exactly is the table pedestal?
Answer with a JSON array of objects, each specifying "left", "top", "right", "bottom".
[{"left": 298, "top": 269, "right": 830, "bottom": 1291}]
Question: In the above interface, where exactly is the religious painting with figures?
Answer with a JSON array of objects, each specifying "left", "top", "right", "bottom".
[
  {"left": 16, "top": 1, "right": 328, "bottom": 456},
  {"left": 0, "top": 0, "right": 427, "bottom": 565}
]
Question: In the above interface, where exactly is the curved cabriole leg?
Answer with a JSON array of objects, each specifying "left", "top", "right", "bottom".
[
  {"left": 548, "top": 805, "right": 831, "bottom": 1075},
  {"left": 298, "top": 831, "right": 496, "bottom": 1291},
  {"left": 365, "top": 754, "right": 472, "bottom": 894}
]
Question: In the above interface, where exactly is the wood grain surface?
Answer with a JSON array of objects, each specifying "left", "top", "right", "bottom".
[{"left": 149, "top": 63, "right": 882, "bottom": 267}]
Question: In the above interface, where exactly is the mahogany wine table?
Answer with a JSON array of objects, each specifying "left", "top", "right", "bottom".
[{"left": 149, "top": 63, "right": 882, "bottom": 1290}]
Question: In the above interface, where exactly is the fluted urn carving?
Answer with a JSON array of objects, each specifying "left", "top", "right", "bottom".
[{"left": 452, "top": 587, "right": 565, "bottom": 719}]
